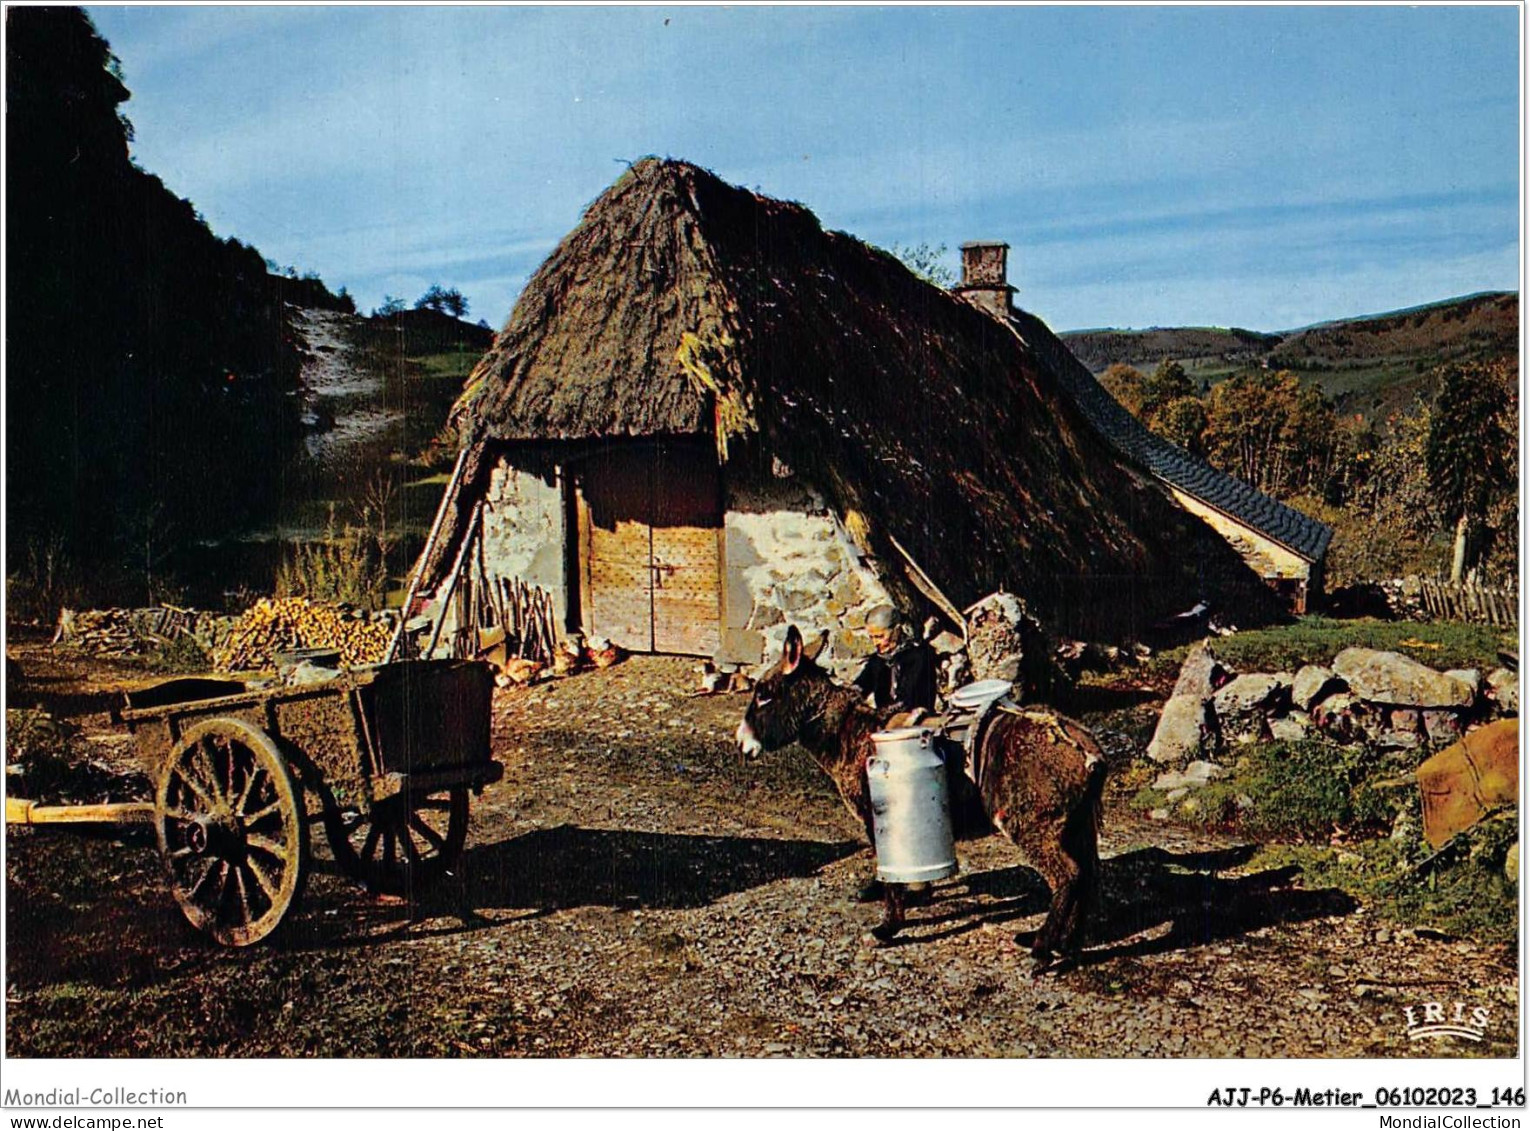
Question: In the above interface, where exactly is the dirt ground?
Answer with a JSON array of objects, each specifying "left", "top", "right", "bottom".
[{"left": 4, "top": 643, "right": 1518, "bottom": 1058}]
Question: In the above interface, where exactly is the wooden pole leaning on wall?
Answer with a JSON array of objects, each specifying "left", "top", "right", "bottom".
[
  {"left": 422, "top": 499, "right": 485, "bottom": 661},
  {"left": 386, "top": 446, "right": 473, "bottom": 663}
]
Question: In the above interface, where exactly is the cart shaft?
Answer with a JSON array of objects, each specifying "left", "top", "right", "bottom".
[{"left": 5, "top": 797, "right": 154, "bottom": 826}]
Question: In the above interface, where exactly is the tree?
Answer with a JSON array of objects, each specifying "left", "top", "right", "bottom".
[
  {"left": 1426, "top": 361, "right": 1514, "bottom": 581},
  {"left": 374, "top": 295, "right": 406, "bottom": 317},
  {"left": 888, "top": 242, "right": 956, "bottom": 288},
  {"left": 1150, "top": 395, "right": 1208, "bottom": 456},
  {"left": 1141, "top": 359, "right": 1195, "bottom": 419},
  {"left": 1098, "top": 363, "right": 1147, "bottom": 416},
  {"left": 415, "top": 284, "right": 468, "bottom": 319},
  {"left": 1202, "top": 370, "right": 1338, "bottom": 498}
]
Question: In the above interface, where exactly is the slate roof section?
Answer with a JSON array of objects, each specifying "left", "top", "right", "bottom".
[{"left": 1022, "top": 313, "right": 1333, "bottom": 564}]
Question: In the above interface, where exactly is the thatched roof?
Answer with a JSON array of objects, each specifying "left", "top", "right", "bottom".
[{"left": 447, "top": 157, "right": 1282, "bottom": 639}]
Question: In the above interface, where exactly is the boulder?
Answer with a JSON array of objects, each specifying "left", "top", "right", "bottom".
[
  {"left": 1292, "top": 664, "right": 1344, "bottom": 711},
  {"left": 1268, "top": 713, "right": 1311, "bottom": 742},
  {"left": 1486, "top": 668, "right": 1518, "bottom": 715},
  {"left": 1332, "top": 647, "right": 1475, "bottom": 709},
  {"left": 1422, "top": 709, "right": 1465, "bottom": 745},
  {"left": 1212, "top": 673, "right": 1290, "bottom": 717},
  {"left": 928, "top": 630, "right": 964, "bottom": 656},
  {"left": 1313, "top": 692, "right": 1365, "bottom": 744},
  {"left": 1147, "top": 694, "right": 1211, "bottom": 765},
  {"left": 1375, "top": 729, "right": 1422, "bottom": 752},
  {"left": 964, "top": 592, "right": 1063, "bottom": 698},
  {"left": 1444, "top": 669, "right": 1482, "bottom": 698},
  {"left": 1170, "top": 640, "right": 1229, "bottom": 700}
]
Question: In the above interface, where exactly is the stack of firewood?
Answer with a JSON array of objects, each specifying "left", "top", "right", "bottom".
[
  {"left": 53, "top": 606, "right": 236, "bottom": 658},
  {"left": 217, "top": 597, "right": 394, "bottom": 672}
]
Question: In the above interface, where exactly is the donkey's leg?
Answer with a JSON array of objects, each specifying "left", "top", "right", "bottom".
[
  {"left": 871, "top": 883, "right": 907, "bottom": 942},
  {"left": 1022, "top": 822, "right": 1084, "bottom": 964},
  {"left": 849, "top": 767, "right": 883, "bottom": 902}
]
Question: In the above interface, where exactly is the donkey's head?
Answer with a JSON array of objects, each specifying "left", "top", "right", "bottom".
[{"left": 735, "top": 625, "right": 836, "bottom": 758}]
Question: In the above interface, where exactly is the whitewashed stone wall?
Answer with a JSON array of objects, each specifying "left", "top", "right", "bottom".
[
  {"left": 479, "top": 456, "right": 568, "bottom": 625},
  {"left": 721, "top": 476, "right": 894, "bottom": 677}
]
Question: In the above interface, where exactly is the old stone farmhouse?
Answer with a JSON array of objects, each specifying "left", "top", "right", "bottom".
[{"left": 407, "top": 158, "right": 1285, "bottom": 671}]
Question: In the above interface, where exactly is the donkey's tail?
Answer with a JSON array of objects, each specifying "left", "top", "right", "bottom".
[{"left": 1067, "top": 752, "right": 1109, "bottom": 910}]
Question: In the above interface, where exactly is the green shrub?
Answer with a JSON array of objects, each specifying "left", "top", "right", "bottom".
[
  {"left": 1159, "top": 617, "right": 1511, "bottom": 676},
  {"left": 1254, "top": 813, "right": 1518, "bottom": 944},
  {"left": 1133, "top": 739, "right": 1408, "bottom": 841},
  {"left": 275, "top": 504, "right": 392, "bottom": 611},
  {"left": 146, "top": 632, "right": 210, "bottom": 673}
]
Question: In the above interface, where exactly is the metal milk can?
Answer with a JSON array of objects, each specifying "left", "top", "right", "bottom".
[{"left": 867, "top": 726, "right": 957, "bottom": 884}]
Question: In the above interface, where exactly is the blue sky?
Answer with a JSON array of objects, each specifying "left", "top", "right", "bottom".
[{"left": 86, "top": 4, "right": 1520, "bottom": 333}]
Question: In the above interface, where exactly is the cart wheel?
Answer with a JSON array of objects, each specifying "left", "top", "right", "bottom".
[
  {"left": 155, "top": 718, "right": 308, "bottom": 946},
  {"left": 327, "top": 788, "right": 468, "bottom": 897}
]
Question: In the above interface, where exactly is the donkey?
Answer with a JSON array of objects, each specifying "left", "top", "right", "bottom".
[{"left": 736, "top": 625, "right": 1108, "bottom": 967}]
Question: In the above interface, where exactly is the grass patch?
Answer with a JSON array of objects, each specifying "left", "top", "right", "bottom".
[
  {"left": 1134, "top": 735, "right": 1519, "bottom": 943},
  {"left": 1157, "top": 617, "right": 1512, "bottom": 677},
  {"left": 1133, "top": 739, "right": 1413, "bottom": 841},
  {"left": 1251, "top": 815, "right": 1518, "bottom": 945}
]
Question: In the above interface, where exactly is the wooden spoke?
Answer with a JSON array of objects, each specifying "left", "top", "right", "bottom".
[
  {"left": 246, "top": 833, "right": 296, "bottom": 862},
  {"left": 358, "top": 822, "right": 381, "bottom": 865},
  {"left": 155, "top": 718, "right": 308, "bottom": 947},
  {"left": 244, "top": 856, "right": 279, "bottom": 904},
  {"left": 408, "top": 813, "right": 447, "bottom": 853},
  {"left": 191, "top": 742, "right": 228, "bottom": 808},
  {"left": 243, "top": 799, "right": 283, "bottom": 827},
  {"left": 231, "top": 866, "right": 253, "bottom": 926},
  {"left": 170, "top": 766, "right": 218, "bottom": 813},
  {"left": 325, "top": 789, "right": 469, "bottom": 897},
  {"left": 233, "top": 764, "right": 265, "bottom": 815}
]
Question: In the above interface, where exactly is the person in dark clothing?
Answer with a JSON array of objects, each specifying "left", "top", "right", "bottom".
[
  {"left": 851, "top": 605, "right": 940, "bottom": 906},
  {"left": 853, "top": 605, "right": 938, "bottom": 713}
]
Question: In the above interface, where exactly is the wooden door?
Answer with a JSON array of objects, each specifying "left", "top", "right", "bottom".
[
  {"left": 579, "top": 444, "right": 722, "bottom": 656},
  {"left": 651, "top": 445, "right": 722, "bottom": 656}
]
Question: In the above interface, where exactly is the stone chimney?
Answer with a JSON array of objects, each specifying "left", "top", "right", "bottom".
[{"left": 953, "top": 240, "right": 1014, "bottom": 319}]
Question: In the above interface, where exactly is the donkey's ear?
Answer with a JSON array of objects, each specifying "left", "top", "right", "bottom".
[
  {"left": 781, "top": 625, "right": 804, "bottom": 674},
  {"left": 803, "top": 630, "right": 828, "bottom": 663}
]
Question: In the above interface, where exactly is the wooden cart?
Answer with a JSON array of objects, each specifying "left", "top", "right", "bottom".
[{"left": 106, "top": 659, "right": 501, "bottom": 946}]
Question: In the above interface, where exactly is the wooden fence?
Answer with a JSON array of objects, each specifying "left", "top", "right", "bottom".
[{"left": 1408, "top": 576, "right": 1519, "bottom": 628}]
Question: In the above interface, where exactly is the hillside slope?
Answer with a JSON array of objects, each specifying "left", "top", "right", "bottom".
[
  {"left": 1060, "top": 291, "right": 1519, "bottom": 417},
  {"left": 5, "top": 7, "right": 348, "bottom": 590}
]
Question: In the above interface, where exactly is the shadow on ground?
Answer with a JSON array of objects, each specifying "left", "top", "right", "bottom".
[
  {"left": 455, "top": 824, "right": 861, "bottom": 911},
  {"left": 888, "top": 844, "right": 1358, "bottom": 964},
  {"left": 281, "top": 825, "right": 863, "bottom": 950}
]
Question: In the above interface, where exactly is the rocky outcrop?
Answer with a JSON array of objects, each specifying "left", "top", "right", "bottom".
[
  {"left": 1147, "top": 641, "right": 1224, "bottom": 765},
  {"left": 1292, "top": 665, "right": 1342, "bottom": 711},
  {"left": 963, "top": 591, "right": 1064, "bottom": 700},
  {"left": 1148, "top": 644, "right": 1514, "bottom": 777},
  {"left": 1332, "top": 647, "right": 1475, "bottom": 709},
  {"left": 1486, "top": 668, "right": 1518, "bottom": 715}
]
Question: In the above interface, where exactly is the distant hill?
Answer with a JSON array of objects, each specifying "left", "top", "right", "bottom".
[
  {"left": 1059, "top": 291, "right": 1519, "bottom": 418},
  {"left": 362, "top": 307, "right": 495, "bottom": 354},
  {"left": 1060, "top": 325, "right": 1281, "bottom": 374},
  {"left": 6, "top": 7, "right": 350, "bottom": 596}
]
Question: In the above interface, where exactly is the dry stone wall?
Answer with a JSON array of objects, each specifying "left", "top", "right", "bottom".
[
  {"left": 720, "top": 476, "right": 893, "bottom": 677},
  {"left": 1148, "top": 642, "right": 1519, "bottom": 772}
]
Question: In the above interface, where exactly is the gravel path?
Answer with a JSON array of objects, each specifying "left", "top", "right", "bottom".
[{"left": 4, "top": 654, "right": 1518, "bottom": 1057}]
